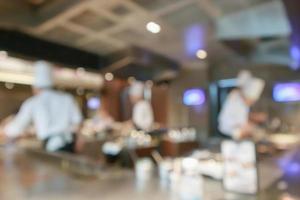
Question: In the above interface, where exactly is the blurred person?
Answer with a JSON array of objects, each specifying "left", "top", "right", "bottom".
[
  {"left": 129, "top": 81, "right": 154, "bottom": 131},
  {"left": 0, "top": 61, "right": 82, "bottom": 152},
  {"left": 218, "top": 71, "right": 266, "bottom": 140}
]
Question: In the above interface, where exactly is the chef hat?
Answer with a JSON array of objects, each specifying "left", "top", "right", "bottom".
[
  {"left": 242, "top": 77, "right": 265, "bottom": 101},
  {"left": 129, "top": 81, "right": 144, "bottom": 97},
  {"left": 237, "top": 70, "right": 252, "bottom": 88},
  {"left": 33, "top": 61, "right": 54, "bottom": 89}
]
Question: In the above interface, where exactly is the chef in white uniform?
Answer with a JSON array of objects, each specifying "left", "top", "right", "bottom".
[
  {"left": 129, "top": 81, "right": 154, "bottom": 131},
  {"left": 1, "top": 61, "right": 82, "bottom": 152},
  {"left": 218, "top": 71, "right": 265, "bottom": 140}
]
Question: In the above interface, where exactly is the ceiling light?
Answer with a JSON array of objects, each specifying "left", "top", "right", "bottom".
[
  {"left": 105, "top": 73, "right": 114, "bottom": 81},
  {"left": 196, "top": 49, "right": 207, "bottom": 59},
  {"left": 146, "top": 22, "right": 161, "bottom": 34}
]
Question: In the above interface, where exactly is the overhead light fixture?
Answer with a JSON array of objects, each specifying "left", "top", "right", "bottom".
[
  {"left": 196, "top": 49, "right": 207, "bottom": 59},
  {"left": 105, "top": 72, "right": 114, "bottom": 81},
  {"left": 146, "top": 22, "right": 161, "bottom": 34}
]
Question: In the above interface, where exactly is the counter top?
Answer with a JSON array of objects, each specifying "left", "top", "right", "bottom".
[{"left": 0, "top": 146, "right": 299, "bottom": 200}]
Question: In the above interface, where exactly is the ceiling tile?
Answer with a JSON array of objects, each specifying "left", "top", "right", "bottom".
[
  {"left": 44, "top": 26, "right": 83, "bottom": 45},
  {"left": 132, "top": 0, "right": 182, "bottom": 11},
  {"left": 110, "top": 4, "right": 132, "bottom": 16},
  {"left": 70, "top": 10, "right": 115, "bottom": 31},
  {"left": 112, "top": 29, "right": 147, "bottom": 43},
  {"left": 162, "top": 3, "right": 210, "bottom": 31},
  {"left": 212, "top": 0, "right": 273, "bottom": 15}
]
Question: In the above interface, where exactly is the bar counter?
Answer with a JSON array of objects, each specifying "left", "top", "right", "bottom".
[{"left": 0, "top": 145, "right": 299, "bottom": 200}]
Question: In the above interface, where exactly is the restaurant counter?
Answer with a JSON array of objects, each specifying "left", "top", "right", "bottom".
[{"left": 0, "top": 144, "right": 300, "bottom": 200}]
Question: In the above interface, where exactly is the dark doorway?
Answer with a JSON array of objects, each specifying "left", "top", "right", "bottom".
[{"left": 209, "top": 79, "right": 237, "bottom": 137}]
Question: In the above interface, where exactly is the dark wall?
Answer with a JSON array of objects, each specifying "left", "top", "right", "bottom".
[
  {"left": 152, "top": 85, "right": 169, "bottom": 126},
  {"left": 168, "top": 68, "right": 209, "bottom": 140},
  {"left": 0, "top": 29, "right": 107, "bottom": 70},
  {"left": 102, "top": 79, "right": 169, "bottom": 124}
]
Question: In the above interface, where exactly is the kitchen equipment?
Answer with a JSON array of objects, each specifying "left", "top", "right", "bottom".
[{"left": 269, "top": 134, "right": 300, "bottom": 150}]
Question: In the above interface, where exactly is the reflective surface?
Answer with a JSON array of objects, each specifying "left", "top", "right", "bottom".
[{"left": 0, "top": 146, "right": 299, "bottom": 200}]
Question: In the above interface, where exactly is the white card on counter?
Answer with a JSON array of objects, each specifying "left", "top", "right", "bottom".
[{"left": 222, "top": 140, "right": 258, "bottom": 194}]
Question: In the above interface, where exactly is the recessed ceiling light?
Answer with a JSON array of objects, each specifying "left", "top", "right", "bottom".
[
  {"left": 196, "top": 49, "right": 207, "bottom": 59},
  {"left": 105, "top": 72, "right": 114, "bottom": 81},
  {"left": 146, "top": 22, "right": 161, "bottom": 34}
]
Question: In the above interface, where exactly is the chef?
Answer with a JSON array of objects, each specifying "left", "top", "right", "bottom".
[
  {"left": 129, "top": 81, "right": 154, "bottom": 131},
  {"left": 0, "top": 61, "right": 82, "bottom": 152},
  {"left": 218, "top": 71, "right": 265, "bottom": 140}
]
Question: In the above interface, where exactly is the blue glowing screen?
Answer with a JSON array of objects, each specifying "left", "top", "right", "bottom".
[
  {"left": 183, "top": 89, "right": 205, "bottom": 106},
  {"left": 273, "top": 83, "right": 300, "bottom": 102}
]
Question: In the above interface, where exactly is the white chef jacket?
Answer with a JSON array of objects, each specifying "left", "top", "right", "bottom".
[
  {"left": 133, "top": 100, "right": 154, "bottom": 131},
  {"left": 5, "top": 89, "right": 82, "bottom": 151},
  {"left": 218, "top": 90, "right": 250, "bottom": 139}
]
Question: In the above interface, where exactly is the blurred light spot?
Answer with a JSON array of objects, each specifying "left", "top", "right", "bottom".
[
  {"left": 146, "top": 22, "right": 161, "bottom": 34},
  {"left": 290, "top": 45, "right": 300, "bottom": 70},
  {"left": 105, "top": 73, "right": 114, "bottom": 81},
  {"left": 273, "top": 83, "right": 300, "bottom": 102},
  {"left": 183, "top": 88, "right": 205, "bottom": 106},
  {"left": 87, "top": 97, "right": 101, "bottom": 110},
  {"left": 196, "top": 49, "right": 207, "bottom": 59},
  {"left": 278, "top": 157, "right": 300, "bottom": 175}
]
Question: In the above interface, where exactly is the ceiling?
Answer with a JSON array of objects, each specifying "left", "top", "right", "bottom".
[{"left": 0, "top": 0, "right": 295, "bottom": 70}]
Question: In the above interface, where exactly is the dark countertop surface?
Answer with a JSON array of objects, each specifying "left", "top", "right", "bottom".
[{"left": 0, "top": 145, "right": 299, "bottom": 200}]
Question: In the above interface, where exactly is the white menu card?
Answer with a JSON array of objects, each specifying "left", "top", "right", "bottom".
[{"left": 222, "top": 140, "right": 258, "bottom": 194}]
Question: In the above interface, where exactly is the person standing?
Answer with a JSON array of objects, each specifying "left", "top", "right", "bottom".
[
  {"left": 129, "top": 81, "right": 154, "bottom": 131},
  {"left": 0, "top": 61, "right": 82, "bottom": 152},
  {"left": 218, "top": 71, "right": 266, "bottom": 140}
]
